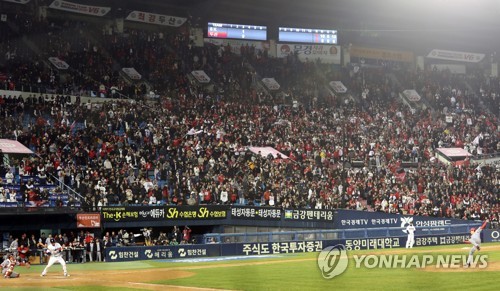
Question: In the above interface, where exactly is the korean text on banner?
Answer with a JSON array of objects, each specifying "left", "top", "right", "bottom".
[
  {"left": 49, "top": 0, "right": 111, "bottom": 16},
  {"left": 427, "top": 49, "right": 485, "bottom": 63},
  {"left": 126, "top": 11, "right": 187, "bottom": 27}
]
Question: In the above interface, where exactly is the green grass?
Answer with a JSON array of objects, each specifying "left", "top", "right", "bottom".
[
  {"left": 5, "top": 243, "right": 500, "bottom": 291},
  {"left": 154, "top": 243, "right": 500, "bottom": 291}
]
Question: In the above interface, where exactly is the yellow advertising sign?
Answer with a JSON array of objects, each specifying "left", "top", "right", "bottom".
[{"left": 350, "top": 46, "right": 414, "bottom": 63}]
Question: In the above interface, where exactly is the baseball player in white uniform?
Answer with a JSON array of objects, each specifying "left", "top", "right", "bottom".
[
  {"left": 405, "top": 222, "right": 416, "bottom": 248},
  {"left": 464, "top": 219, "right": 488, "bottom": 268},
  {"left": 41, "top": 238, "right": 70, "bottom": 277}
]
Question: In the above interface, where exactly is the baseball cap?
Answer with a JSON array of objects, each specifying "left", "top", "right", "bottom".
[{"left": 50, "top": 238, "right": 55, "bottom": 243}]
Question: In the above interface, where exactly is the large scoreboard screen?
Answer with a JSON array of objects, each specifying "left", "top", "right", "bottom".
[
  {"left": 207, "top": 22, "right": 267, "bottom": 41},
  {"left": 279, "top": 27, "right": 338, "bottom": 44}
]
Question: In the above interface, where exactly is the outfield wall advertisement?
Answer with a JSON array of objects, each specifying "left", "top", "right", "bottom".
[
  {"left": 230, "top": 206, "right": 282, "bottom": 220},
  {"left": 100, "top": 207, "right": 482, "bottom": 230},
  {"left": 334, "top": 209, "right": 479, "bottom": 230},
  {"left": 104, "top": 233, "right": 471, "bottom": 262},
  {"left": 105, "top": 244, "right": 220, "bottom": 262},
  {"left": 100, "top": 206, "right": 227, "bottom": 222},
  {"left": 483, "top": 229, "right": 500, "bottom": 242}
]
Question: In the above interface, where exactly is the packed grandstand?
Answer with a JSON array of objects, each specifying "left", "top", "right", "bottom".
[{"left": 0, "top": 0, "right": 498, "bottom": 232}]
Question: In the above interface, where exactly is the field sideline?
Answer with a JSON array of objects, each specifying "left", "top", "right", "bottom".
[{"left": 1, "top": 242, "right": 499, "bottom": 291}]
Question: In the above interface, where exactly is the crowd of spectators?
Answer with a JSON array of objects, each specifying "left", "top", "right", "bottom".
[
  {"left": 3, "top": 225, "right": 193, "bottom": 263},
  {"left": 0, "top": 7, "right": 499, "bottom": 230},
  {"left": 5, "top": 230, "right": 100, "bottom": 263}
]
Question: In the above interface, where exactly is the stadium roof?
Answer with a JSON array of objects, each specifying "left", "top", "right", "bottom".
[
  {"left": 135, "top": 0, "right": 500, "bottom": 53},
  {"left": 9, "top": 0, "right": 500, "bottom": 53}
]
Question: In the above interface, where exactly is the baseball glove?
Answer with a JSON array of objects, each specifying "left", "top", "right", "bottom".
[{"left": 477, "top": 246, "right": 481, "bottom": 251}]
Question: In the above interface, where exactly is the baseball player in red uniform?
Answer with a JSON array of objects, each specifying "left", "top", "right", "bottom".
[
  {"left": 2, "top": 254, "right": 20, "bottom": 278},
  {"left": 40, "top": 238, "right": 70, "bottom": 277}
]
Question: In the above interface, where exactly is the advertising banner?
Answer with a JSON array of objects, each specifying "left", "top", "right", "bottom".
[
  {"left": 343, "top": 233, "right": 469, "bottom": 251},
  {"left": 334, "top": 209, "right": 478, "bottom": 233},
  {"left": 165, "top": 205, "right": 227, "bottom": 220},
  {"left": 105, "top": 244, "right": 220, "bottom": 262},
  {"left": 76, "top": 213, "right": 101, "bottom": 228},
  {"left": 101, "top": 206, "right": 166, "bottom": 222},
  {"left": 483, "top": 229, "right": 500, "bottom": 242},
  {"left": 349, "top": 46, "right": 414, "bottom": 63},
  {"left": 103, "top": 233, "right": 471, "bottom": 261},
  {"left": 231, "top": 206, "right": 282, "bottom": 220},
  {"left": 125, "top": 11, "right": 187, "bottom": 27},
  {"left": 427, "top": 49, "right": 485, "bottom": 63},
  {"left": 277, "top": 43, "right": 341, "bottom": 64},
  {"left": 2, "top": 0, "right": 31, "bottom": 4},
  {"left": 284, "top": 209, "right": 334, "bottom": 222},
  {"left": 49, "top": 0, "right": 111, "bottom": 17},
  {"left": 235, "top": 241, "right": 324, "bottom": 256},
  {"left": 101, "top": 206, "right": 227, "bottom": 222},
  {"left": 0, "top": 202, "right": 17, "bottom": 207}
]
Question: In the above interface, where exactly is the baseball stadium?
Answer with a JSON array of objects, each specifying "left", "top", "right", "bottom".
[{"left": 1, "top": 0, "right": 499, "bottom": 290}]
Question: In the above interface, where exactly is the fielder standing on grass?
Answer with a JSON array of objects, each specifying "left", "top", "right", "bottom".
[
  {"left": 41, "top": 238, "right": 70, "bottom": 277},
  {"left": 405, "top": 222, "right": 416, "bottom": 248},
  {"left": 464, "top": 219, "right": 489, "bottom": 268}
]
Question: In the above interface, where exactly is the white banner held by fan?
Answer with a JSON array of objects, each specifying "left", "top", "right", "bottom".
[
  {"left": 192, "top": 70, "right": 211, "bottom": 83},
  {"left": 126, "top": 11, "right": 187, "bottom": 27},
  {"left": 122, "top": 68, "right": 142, "bottom": 80},
  {"left": 402, "top": 89, "right": 421, "bottom": 102},
  {"left": 262, "top": 78, "right": 280, "bottom": 90},
  {"left": 329, "top": 81, "right": 347, "bottom": 93},
  {"left": 49, "top": 0, "right": 111, "bottom": 16},
  {"left": 427, "top": 49, "right": 485, "bottom": 63},
  {"left": 48, "top": 57, "right": 69, "bottom": 70}
]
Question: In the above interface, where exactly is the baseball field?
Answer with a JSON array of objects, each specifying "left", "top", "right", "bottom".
[{"left": 1, "top": 242, "right": 499, "bottom": 291}]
